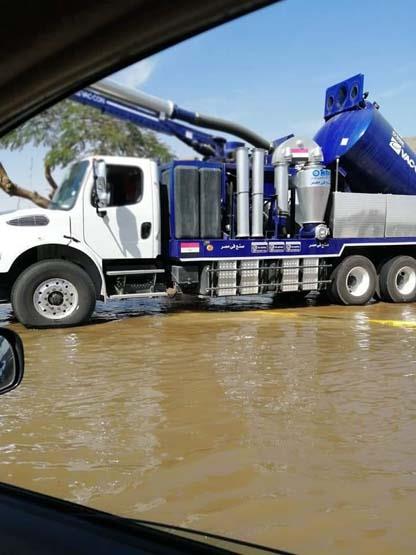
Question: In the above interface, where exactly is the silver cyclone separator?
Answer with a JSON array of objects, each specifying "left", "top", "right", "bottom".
[
  {"left": 272, "top": 137, "right": 329, "bottom": 227},
  {"left": 295, "top": 163, "right": 331, "bottom": 225}
]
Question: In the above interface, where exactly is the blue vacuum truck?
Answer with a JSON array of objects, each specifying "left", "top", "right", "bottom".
[{"left": 1, "top": 73, "right": 416, "bottom": 328}]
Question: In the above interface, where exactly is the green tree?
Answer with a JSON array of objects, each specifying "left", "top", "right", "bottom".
[{"left": 0, "top": 99, "right": 174, "bottom": 207}]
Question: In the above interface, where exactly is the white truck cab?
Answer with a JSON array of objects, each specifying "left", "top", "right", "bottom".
[{"left": 0, "top": 156, "right": 163, "bottom": 327}]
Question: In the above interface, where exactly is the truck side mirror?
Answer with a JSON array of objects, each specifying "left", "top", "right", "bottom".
[
  {"left": 93, "top": 159, "right": 109, "bottom": 209},
  {"left": 0, "top": 328, "right": 24, "bottom": 395}
]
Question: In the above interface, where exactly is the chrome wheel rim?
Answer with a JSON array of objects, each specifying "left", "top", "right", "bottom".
[
  {"left": 33, "top": 278, "right": 78, "bottom": 319},
  {"left": 395, "top": 266, "right": 416, "bottom": 296},
  {"left": 346, "top": 267, "right": 370, "bottom": 297}
]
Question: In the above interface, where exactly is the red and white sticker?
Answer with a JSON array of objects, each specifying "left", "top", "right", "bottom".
[{"left": 180, "top": 242, "right": 200, "bottom": 254}]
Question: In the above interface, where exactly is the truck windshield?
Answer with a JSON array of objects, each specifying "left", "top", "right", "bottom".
[{"left": 49, "top": 161, "right": 89, "bottom": 210}]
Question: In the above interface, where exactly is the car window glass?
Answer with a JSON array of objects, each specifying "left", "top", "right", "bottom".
[{"left": 91, "top": 165, "right": 143, "bottom": 207}]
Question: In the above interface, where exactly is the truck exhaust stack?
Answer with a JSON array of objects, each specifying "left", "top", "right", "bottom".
[
  {"left": 251, "top": 149, "right": 265, "bottom": 238},
  {"left": 235, "top": 146, "right": 250, "bottom": 238}
]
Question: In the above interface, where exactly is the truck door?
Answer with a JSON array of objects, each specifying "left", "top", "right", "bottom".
[{"left": 83, "top": 159, "right": 156, "bottom": 260}]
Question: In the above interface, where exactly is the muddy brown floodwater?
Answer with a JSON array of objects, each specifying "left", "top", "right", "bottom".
[{"left": 0, "top": 296, "right": 415, "bottom": 555}]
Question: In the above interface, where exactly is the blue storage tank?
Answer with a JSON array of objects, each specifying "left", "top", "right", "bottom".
[{"left": 314, "top": 76, "right": 416, "bottom": 195}]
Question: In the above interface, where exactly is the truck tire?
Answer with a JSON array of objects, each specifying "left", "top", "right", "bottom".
[
  {"left": 329, "top": 255, "right": 377, "bottom": 305},
  {"left": 11, "top": 259, "right": 96, "bottom": 328},
  {"left": 379, "top": 255, "right": 416, "bottom": 303}
]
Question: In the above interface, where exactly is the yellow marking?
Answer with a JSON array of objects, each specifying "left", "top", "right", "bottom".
[
  {"left": 369, "top": 318, "right": 416, "bottom": 328},
  {"left": 247, "top": 310, "right": 299, "bottom": 318},
  {"left": 248, "top": 312, "right": 416, "bottom": 328},
  {"left": 257, "top": 313, "right": 416, "bottom": 329}
]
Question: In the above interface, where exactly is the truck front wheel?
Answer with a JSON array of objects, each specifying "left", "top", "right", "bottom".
[
  {"left": 379, "top": 256, "right": 416, "bottom": 303},
  {"left": 329, "top": 255, "right": 377, "bottom": 305},
  {"left": 11, "top": 259, "right": 96, "bottom": 328}
]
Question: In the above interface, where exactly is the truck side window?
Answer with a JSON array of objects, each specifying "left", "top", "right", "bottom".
[{"left": 93, "top": 165, "right": 143, "bottom": 207}]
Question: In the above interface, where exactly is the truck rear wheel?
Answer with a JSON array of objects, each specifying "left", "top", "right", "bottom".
[
  {"left": 11, "top": 259, "right": 96, "bottom": 328},
  {"left": 379, "top": 255, "right": 416, "bottom": 303},
  {"left": 329, "top": 255, "right": 377, "bottom": 305}
]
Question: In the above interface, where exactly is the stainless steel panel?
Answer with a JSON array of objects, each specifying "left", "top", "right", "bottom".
[
  {"left": 217, "top": 261, "right": 237, "bottom": 296},
  {"left": 331, "top": 192, "right": 386, "bottom": 238},
  {"left": 302, "top": 258, "right": 319, "bottom": 291},
  {"left": 281, "top": 258, "right": 299, "bottom": 292},
  {"left": 239, "top": 260, "right": 259, "bottom": 295},
  {"left": 385, "top": 195, "right": 416, "bottom": 237}
]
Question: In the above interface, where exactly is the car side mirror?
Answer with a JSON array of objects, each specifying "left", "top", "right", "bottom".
[
  {"left": 0, "top": 328, "right": 24, "bottom": 395},
  {"left": 93, "top": 159, "right": 109, "bottom": 209}
]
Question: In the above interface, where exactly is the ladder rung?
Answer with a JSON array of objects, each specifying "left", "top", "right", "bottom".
[
  {"left": 109, "top": 292, "right": 168, "bottom": 299},
  {"left": 106, "top": 269, "right": 165, "bottom": 276}
]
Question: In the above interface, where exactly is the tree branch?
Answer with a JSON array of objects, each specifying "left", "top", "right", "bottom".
[
  {"left": 44, "top": 163, "right": 58, "bottom": 199},
  {"left": 0, "top": 163, "right": 49, "bottom": 208}
]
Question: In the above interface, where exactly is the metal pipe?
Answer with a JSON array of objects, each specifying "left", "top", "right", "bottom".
[
  {"left": 91, "top": 78, "right": 271, "bottom": 149},
  {"left": 190, "top": 112, "right": 270, "bottom": 150},
  {"left": 274, "top": 163, "right": 289, "bottom": 215},
  {"left": 335, "top": 156, "right": 340, "bottom": 192},
  {"left": 91, "top": 78, "right": 175, "bottom": 117},
  {"left": 251, "top": 148, "right": 265, "bottom": 237},
  {"left": 227, "top": 180, "right": 234, "bottom": 238},
  {"left": 236, "top": 147, "right": 250, "bottom": 237}
]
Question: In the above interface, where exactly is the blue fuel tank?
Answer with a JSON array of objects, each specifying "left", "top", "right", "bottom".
[{"left": 314, "top": 77, "right": 416, "bottom": 195}]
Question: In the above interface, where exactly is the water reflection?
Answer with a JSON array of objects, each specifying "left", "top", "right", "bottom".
[{"left": 0, "top": 299, "right": 415, "bottom": 555}]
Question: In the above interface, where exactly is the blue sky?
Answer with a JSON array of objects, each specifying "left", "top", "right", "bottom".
[{"left": 1, "top": 0, "right": 415, "bottom": 209}]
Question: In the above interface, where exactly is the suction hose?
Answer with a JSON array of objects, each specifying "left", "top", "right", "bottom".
[
  {"left": 92, "top": 79, "right": 271, "bottom": 150},
  {"left": 174, "top": 107, "right": 271, "bottom": 150}
]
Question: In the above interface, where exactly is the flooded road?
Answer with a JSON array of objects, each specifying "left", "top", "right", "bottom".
[{"left": 0, "top": 297, "right": 415, "bottom": 555}]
